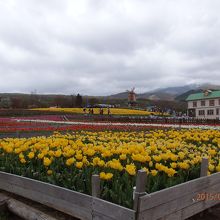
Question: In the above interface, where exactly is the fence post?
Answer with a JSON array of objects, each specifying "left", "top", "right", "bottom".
[
  {"left": 133, "top": 170, "right": 147, "bottom": 212},
  {"left": 92, "top": 174, "right": 100, "bottom": 198},
  {"left": 200, "top": 157, "right": 209, "bottom": 216},
  {"left": 200, "top": 158, "right": 209, "bottom": 177}
]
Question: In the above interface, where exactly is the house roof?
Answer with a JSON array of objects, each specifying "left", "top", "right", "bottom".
[{"left": 186, "top": 90, "right": 220, "bottom": 101}]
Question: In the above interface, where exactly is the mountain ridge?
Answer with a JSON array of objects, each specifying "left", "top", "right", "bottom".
[
  {"left": 107, "top": 83, "right": 220, "bottom": 101},
  {"left": 1, "top": 83, "right": 220, "bottom": 101}
]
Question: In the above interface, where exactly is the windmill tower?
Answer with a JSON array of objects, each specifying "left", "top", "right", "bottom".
[{"left": 127, "top": 87, "right": 137, "bottom": 106}]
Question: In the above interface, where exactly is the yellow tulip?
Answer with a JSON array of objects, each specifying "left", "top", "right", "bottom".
[
  {"left": 43, "top": 157, "right": 52, "bottom": 167},
  {"left": 66, "top": 157, "right": 75, "bottom": 166},
  {"left": 28, "top": 152, "right": 35, "bottom": 159},
  {"left": 76, "top": 162, "right": 83, "bottom": 169},
  {"left": 125, "top": 164, "right": 136, "bottom": 176},
  {"left": 47, "top": 170, "right": 53, "bottom": 175},
  {"left": 151, "top": 170, "right": 158, "bottom": 176}
]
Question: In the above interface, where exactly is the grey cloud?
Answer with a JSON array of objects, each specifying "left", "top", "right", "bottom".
[{"left": 0, "top": 0, "right": 220, "bottom": 95}]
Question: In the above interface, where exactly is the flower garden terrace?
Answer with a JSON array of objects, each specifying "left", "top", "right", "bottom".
[
  {"left": 3, "top": 107, "right": 220, "bottom": 126},
  {"left": 32, "top": 107, "right": 167, "bottom": 116},
  {"left": 0, "top": 118, "right": 177, "bottom": 139},
  {"left": 1, "top": 108, "right": 220, "bottom": 126},
  {"left": 0, "top": 129, "right": 219, "bottom": 208}
]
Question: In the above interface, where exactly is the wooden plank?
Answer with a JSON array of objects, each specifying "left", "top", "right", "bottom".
[
  {"left": 135, "top": 170, "right": 147, "bottom": 193},
  {"left": 0, "top": 193, "right": 9, "bottom": 203},
  {"left": 181, "top": 198, "right": 220, "bottom": 219},
  {"left": 92, "top": 197, "right": 135, "bottom": 220},
  {"left": 7, "top": 198, "right": 57, "bottom": 220},
  {"left": 0, "top": 172, "right": 92, "bottom": 220},
  {"left": 161, "top": 198, "right": 220, "bottom": 220},
  {"left": 0, "top": 171, "right": 91, "bottom": 206},
  {"left": 200, "top": 158, "right": 209, "bottom": 177},
  {"left": 0, "top": 173, "right": 92, "bottom": 207},
  {"left": 92, "top": 211, "right": 115, "bottom": 220},
  {"left": 139, "top": 183, "right": 220, "bottom": 220},
  {"left": 0, "top": 180, "right": 92, "bottom": 220},
  {"left": 0, "top": 171, "right": 135, "bottom": 220},
  {"left": 138, "top": 183, "right": 220, "bottom": 220},
  {"left": 133, "top": 170, "right": 147, "bottom": 211},
  {"left": 92, "top": 175, "right": 100, "bottom": 198},
  {"left": 0, "top": 193, "right": 8, "bottom": 212},
  {"left": 139, "top": 172, "right": 220, "bottom": 211},
  {"left": 158, "top": 211, "right": 182, "bottom": 220}
]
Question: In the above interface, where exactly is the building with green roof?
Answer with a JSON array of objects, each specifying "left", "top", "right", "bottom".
[{"left": 186, "top": 90, "right": 220, "bottom": 119}]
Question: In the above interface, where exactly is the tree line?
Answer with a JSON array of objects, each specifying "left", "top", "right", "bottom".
[
  {"left": 0, "top": 94, "right": 84, "bottom": 109},
  {"left": 0, "top": 93, "right": 187, "bottom": 113}
]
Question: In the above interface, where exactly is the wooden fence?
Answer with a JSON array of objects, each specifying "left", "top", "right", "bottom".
[
  {"left": 134, "top": 158, "right": 220, "bottom": 220},
  {"left": 0, "top": 171, "right": 135, "bottom": 220},
  {"left": 137, "top": 172, "right": 220, "bottom": 220},
  {"left": 0, "top": 158, "right": 219, "bottom": 220}
]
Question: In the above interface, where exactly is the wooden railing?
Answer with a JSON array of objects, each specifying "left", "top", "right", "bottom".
[
  {"left": 135, "top": 158, "right": 220, "bottom": 220},
  {"left": 0, "top": 158, "right": 219, "bottom": 220},
  {"left": 0, "top": 172, "right": 135, "bottom": 220}
]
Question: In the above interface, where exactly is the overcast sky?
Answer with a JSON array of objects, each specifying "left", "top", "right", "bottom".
[{"left": 0, "top": 0, "right": 220, "bottom": 95}]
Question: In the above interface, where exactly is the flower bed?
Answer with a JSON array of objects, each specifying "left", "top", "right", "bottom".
[
  {"left": 0, "top": 120, "right": 164, "bottom": 133},
  {"left": 0, "top": 129, "right": 219, "bottom": 208},
  {"left": 32, "top": 107, "right": 167, "bottom": 116},
  {"left": 1, "top": 114, "right": 220, "bottom": 135}
]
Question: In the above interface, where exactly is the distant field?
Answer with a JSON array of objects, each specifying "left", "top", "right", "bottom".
[{"left": 32, "top": 107, "right": 167, "bottom": 116}]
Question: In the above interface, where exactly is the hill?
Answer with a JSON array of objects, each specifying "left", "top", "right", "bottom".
[
  {"left": 175, "top": 89, "right": 202, "bottom": 101},
  {"left": 108, "top": 83, "right": 220, "bottom": 101},
  {"left": 0, "top": 83, "right": 220, "bottom": 108}
]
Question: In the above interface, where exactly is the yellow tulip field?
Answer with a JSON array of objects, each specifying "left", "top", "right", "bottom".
[
  {"left": 33, "top": 107, "right": 167, "bottom": 116},
  {"left": 0, "top": 129, "right": 219, "bottom": 208}
]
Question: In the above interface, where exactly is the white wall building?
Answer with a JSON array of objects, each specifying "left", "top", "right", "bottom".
[{"left": 186, "top": 90, "right": 220, "bottom": 119}]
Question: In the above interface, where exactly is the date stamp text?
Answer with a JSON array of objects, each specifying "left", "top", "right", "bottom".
[{"left": 195, "top": 193, "right": 220, "bottom": 201}]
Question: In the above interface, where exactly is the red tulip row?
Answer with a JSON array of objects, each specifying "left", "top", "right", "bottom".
[{"left": 0, "top": 120, "right": 163, "bottom": 133}]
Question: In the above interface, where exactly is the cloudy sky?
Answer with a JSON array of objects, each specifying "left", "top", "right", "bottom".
[{"left": 0, "top": 0, "right": 220, "bottom": 95}]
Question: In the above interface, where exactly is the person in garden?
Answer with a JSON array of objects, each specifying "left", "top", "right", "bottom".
[
  {"left": 83, "top": 108, "right": 87, "bottom": 114},
  {"left": 99, "top": 108, "right": 103, "bottom": 115},
  {"left": 107, "top": 107, "right": 111, "bottom": 115}
]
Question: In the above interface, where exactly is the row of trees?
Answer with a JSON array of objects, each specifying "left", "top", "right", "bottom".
[
  {"left": 0, "top": 92, "right": 127, "bottom": 109},
  {"left": 0, "top": 94, "right": 187, "bottom": 113},
  {"left": 0, "top": 94, "right": 84, "bottom": 109}
]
